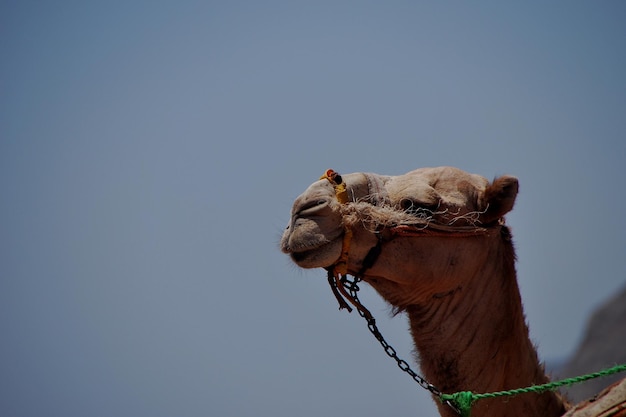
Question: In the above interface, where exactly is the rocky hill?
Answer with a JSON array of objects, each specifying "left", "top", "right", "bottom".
[{"left": 557, "top": 284, "right": 626, "bottom": 402}]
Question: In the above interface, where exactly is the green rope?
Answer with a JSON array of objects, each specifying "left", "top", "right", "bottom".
[{"left": 439, "top": 363, "right": 626, "bottom": 417}]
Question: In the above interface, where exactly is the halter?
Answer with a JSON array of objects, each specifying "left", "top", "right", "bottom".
[
  {"left": 319, "top": 169, "right": 359, "bottom": 313},
  {"left": 320, "top": 169, "right": 502, "bottom": 315}
]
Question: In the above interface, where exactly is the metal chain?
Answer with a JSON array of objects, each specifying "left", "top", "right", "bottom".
[{"left": 339, "top": 274, "right": 462, "bottom": 415}]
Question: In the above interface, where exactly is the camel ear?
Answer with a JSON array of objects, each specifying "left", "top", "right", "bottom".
[{"left": 479, "top": 175, "right": 519, "bottom": 224}]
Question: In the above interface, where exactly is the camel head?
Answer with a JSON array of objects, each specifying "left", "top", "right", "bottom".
[
  {"left": 281, "top": 168, "right": 578, "bottom": 417},
  {"left": 281, "top": 166, "right": 518, "bottom": 276}
]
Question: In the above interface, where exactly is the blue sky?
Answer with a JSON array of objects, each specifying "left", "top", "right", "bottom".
[{"left": 1, "top": 2, "right": 625, "bottom": 416}]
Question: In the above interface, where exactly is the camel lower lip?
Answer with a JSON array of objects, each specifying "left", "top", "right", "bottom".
[
  {"left": 291, "top": 252, "right": 307, "bottom": 262},
  {"left": 291, "top": 248, "right": 319, "bottom": 263},
  {"left": 288, "top": 239, "right": 338, "bottom": 266}
]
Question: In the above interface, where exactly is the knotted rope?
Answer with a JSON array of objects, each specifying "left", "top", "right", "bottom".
[{"left": 440, "top": 363, "right": 626, "bottom": 417}]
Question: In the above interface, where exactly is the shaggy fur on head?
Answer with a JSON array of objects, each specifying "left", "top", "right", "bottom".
[{"left": 340, "top": 201, "right": 494, "bottom": 232}]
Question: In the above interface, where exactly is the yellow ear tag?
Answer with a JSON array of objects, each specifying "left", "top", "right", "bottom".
[{"left": 321, "top": 169, "right": 348, "bottom": 204}]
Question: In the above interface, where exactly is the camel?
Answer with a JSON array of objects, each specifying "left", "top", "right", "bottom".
[{"left": 280, "top": 166, "right": 626, "bottom": 417}]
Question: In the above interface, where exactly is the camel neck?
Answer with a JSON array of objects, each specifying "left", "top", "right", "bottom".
[{"left": 404, "top": 232, "right": 566, "bottom": 417}]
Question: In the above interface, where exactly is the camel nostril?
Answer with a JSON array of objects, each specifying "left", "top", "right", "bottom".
[{"left": 296, "top": 199, "right": 330, "bottom": 216}]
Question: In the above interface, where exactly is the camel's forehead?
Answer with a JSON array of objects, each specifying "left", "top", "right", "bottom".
[{"left": 409, "top": 167, "right": 489, "bottom": 190}]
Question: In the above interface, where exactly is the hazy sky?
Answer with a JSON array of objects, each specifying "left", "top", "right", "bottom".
[{"left": 1, "top": 2, "right": 625, "bottom": 417}]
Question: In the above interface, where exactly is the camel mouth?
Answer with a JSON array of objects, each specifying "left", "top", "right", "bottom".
[
  {"left": 287, "top": 238, "right": 343, "bottom": 269},
  {"left": 288, "top": 239, "right": 331, "bottom": 259}
]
